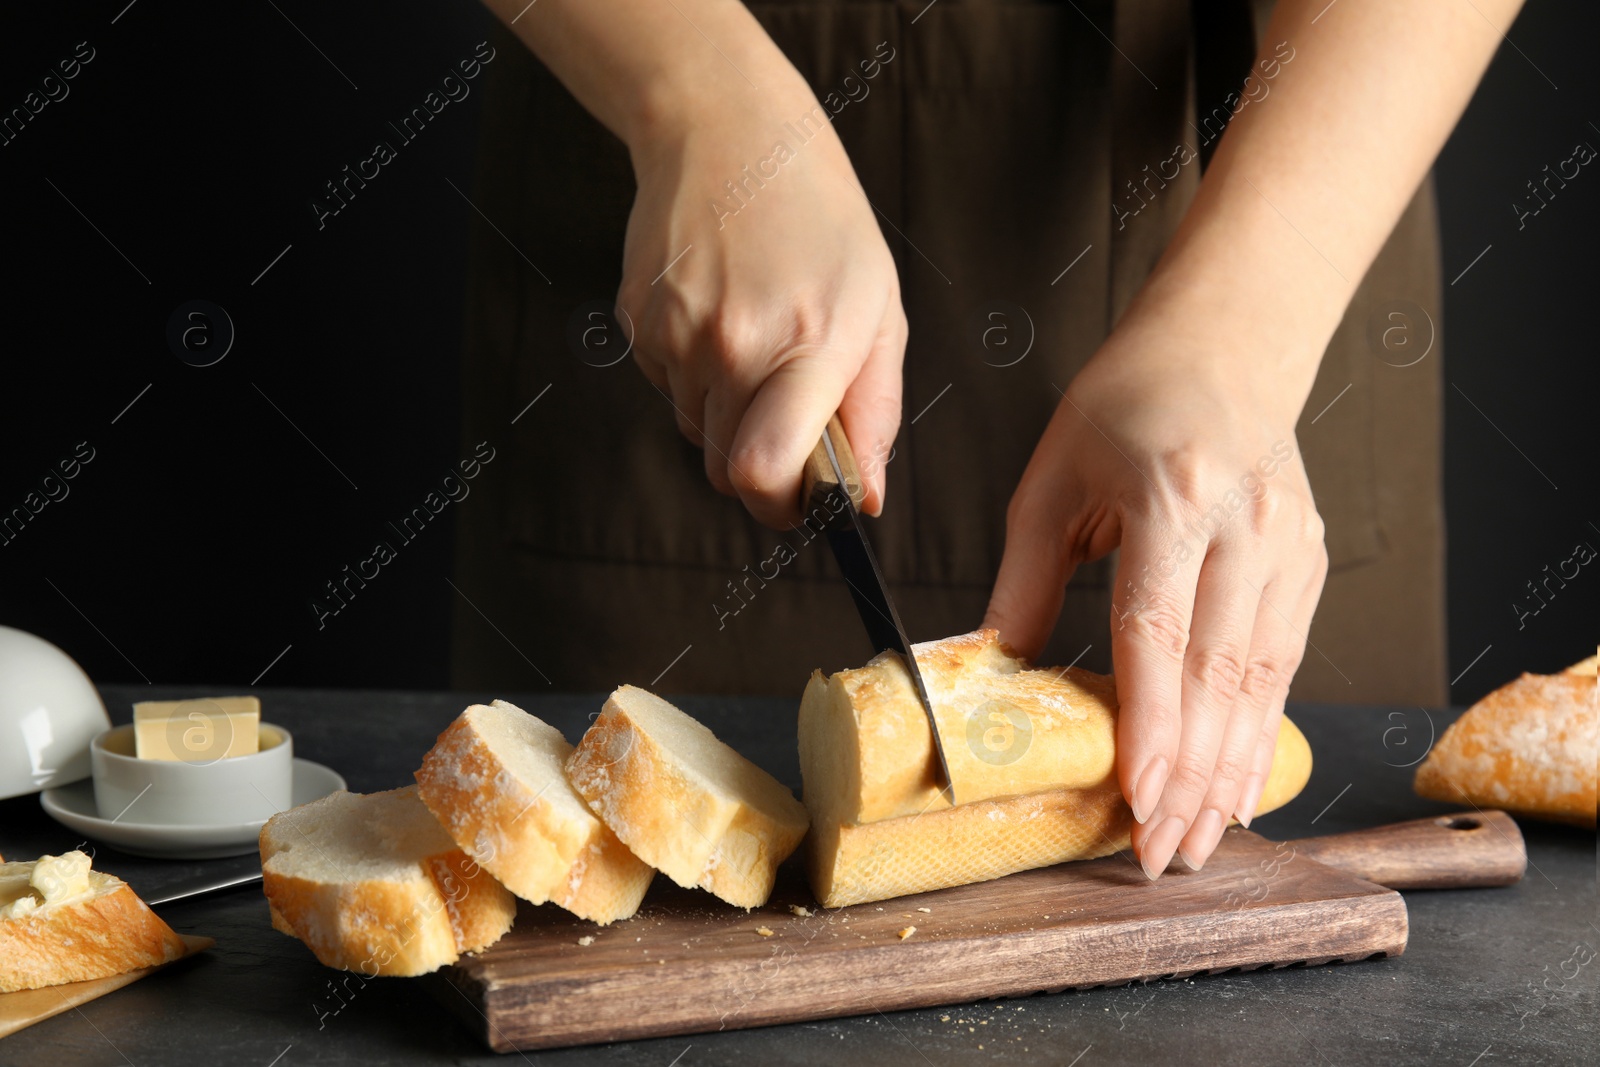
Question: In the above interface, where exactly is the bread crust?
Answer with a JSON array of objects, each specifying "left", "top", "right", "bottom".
[
  {"left": 1414, "top": 669, "right": 1597, "bottom": 828},
  {"left": 802, "top": 630, "right": 1315, "bottom": 907},
  {"left": 260, "top": 787, "right": 516, "bottom": 977},
  {"left": 415, "top": 702, "right": 654, "bottom": 925},
  {"left": 567, "top": 688, "right": 809, "bottom": 910},
  {"left": 0, "top": 865, "right": 186, "bottom": 993},
  {"left": 801, "top": 631, "right": 1124, "bottom": 825}
]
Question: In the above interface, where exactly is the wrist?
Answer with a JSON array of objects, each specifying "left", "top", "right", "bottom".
[
  {"left": 624, "top": 42, "right": 819, "bottom": 156},
  {"left": 1107, "top": 159, "right": 1368, "bottom": 424}
]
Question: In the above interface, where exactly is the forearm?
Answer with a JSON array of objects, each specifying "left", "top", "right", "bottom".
[
  {"left": 1119, "top": 0, "right": 1524, "bottom": 418},
  {"left": 481, "top": 0, "right": 813, "bottom": 149}
]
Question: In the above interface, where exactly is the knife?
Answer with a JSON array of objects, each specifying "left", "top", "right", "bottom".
[
  {"left": 141, "top": 864, "right": 263, "bottom": 908},
  {"left": 801, "top": 415, "right": 956, "bottom": 802}
]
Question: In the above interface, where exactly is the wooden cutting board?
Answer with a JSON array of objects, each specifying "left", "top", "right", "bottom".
[{"left": 435, "top": 812, "right": 1526, "bottom": 1053}]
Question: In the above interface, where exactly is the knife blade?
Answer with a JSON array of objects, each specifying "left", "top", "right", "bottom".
[{"left": 802, "top": 415, "right": 956, "bottom": 802}]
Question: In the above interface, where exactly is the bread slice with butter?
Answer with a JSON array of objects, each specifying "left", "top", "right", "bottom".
[
  {"left": 0, "top": 851, "right": 187, "bottom": 992},
  {"left": 566, "top": 686, "right": 810, "bottom": 910},
  {"left": 415, "top": 700, "right": 655, "bottom": 925},
  {"left": 260, "top": 786, "right": 516, "bottom": 976},
  {"left": 800, "top": 630, "right": 1315, "bottom": 908}
]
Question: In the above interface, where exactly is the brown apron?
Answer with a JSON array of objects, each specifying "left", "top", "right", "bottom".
[{"left": 451, "top": 0, "right": 1447, "bottom": 705}]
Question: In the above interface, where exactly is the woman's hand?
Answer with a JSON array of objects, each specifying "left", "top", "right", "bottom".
[
  {"left": 618, "top": 87, "right": 905, "bottom": 526},
  {"left": 982, "top": 317, "right": 1328, "bottom": 879},
  {"left": 483, "top": 0, "right": 906, "bottom": 525}
]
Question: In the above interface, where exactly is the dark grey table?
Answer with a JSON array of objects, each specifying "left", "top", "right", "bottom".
[{"left": 2, "top": 688, "right": 1594, "bottom": 1066}]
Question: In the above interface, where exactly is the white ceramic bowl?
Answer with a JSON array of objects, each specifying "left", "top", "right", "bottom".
[
  {"left": 0, "top": 626, "right": 113, "bottom": 800},
  {"left": 91, "top": 722, "right": 295, "bottom": 825}
]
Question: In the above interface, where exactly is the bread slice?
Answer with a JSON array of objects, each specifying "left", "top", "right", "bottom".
[
  {"left": 415, "top": 700, "right": 654, "bottom": 925},
  {"left": 260, "top": 786, "right": 516, "bottom": 976},
  {"left": 0, "top": 851, "right": 187, "bottom": 992},
  {"left": 566, "top": 686, "right": 809, "bottom": 909},
  {"left": 1414, "top": 663, "right": 1597, "bottom": 828},
  {"left": 801, "top": 629, "right": 1315, "bottom": 908}
]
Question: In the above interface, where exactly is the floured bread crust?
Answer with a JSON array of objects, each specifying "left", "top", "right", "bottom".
[
  {"left": 567, "top": 687, "right": 809, "bottom": 910},
  {"left": 415, "top": 701, "right": 654, "bottom": 925},
  {"left": 802, "top": 629, "right": 1315, "bottom": 907},
  {"left": 1415, "top": 661, "right": 1597, "bottom": 828},
  {"left": 801, "top": 630, "right": 1122, "bottom": 824},
  {"left": 260, "top": 787, "right": 516, "bottom": 977}
]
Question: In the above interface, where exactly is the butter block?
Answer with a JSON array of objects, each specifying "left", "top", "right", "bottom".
[{"left": 133, "top": 696, "right": 261, "bottom": 761}]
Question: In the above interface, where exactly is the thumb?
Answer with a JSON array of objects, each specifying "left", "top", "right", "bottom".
[
  {"left": 729, "top": 350, "right": 851, "bottom": 529},
  {"left": 982, "top": 494, "right": 1077, "bottom": 663}
]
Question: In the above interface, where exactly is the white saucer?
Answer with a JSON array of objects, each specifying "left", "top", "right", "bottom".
[{"left": 40, "top": 758, "right": 347, "bottom": 860}]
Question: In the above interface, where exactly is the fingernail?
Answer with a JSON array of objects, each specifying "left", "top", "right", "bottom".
[
  {"left": 1179, "top": 808, "right": 1227, "bottom": 870},
  {"left": 1131, "top": 757, "right": 1168, "bottom": 824},
  {"left": 1234, "top": 773, "right": 1266, "bottom": 829},
  {"left": 1140, "top": 815, "right": 1188, "bottom": 880}
]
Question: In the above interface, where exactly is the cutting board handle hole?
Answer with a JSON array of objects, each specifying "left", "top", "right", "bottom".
[{"left": 1435, "top": 815, "right": 1481, "bottom": 831}]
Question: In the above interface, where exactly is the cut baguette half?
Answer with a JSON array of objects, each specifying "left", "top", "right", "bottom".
[
  {"left": 415, "top": 700, "right": 654, "bottom": 925},
  {"left": 0, "top": 851, "right": 187, "bottom": 992},
  {"left": 1414, "top": 666, "right": 1596, "bottom": 828},
  {"left": 801, "top": 630, "right": 1315, "bottom": 907},
  {"left": 260, "top": 786, "right": 516, "bottom": 976},
  {"left": 566, "top": 685, "right": 809, "bottom": 909}
]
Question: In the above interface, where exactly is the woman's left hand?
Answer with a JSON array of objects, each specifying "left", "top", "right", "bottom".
[{"left": 982, "top": 317, "right": 1328, "bottom": 878}]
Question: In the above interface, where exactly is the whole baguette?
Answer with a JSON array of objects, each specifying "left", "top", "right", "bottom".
[
  {"left": 1414, "top": 663, "right": 1597, "bottom": 828},
  {"left": 0, "top": 852, "right": 187, "bottom": 993},
  {"left": 801, "top": 630, "right": 1314, "bottom": 908}
]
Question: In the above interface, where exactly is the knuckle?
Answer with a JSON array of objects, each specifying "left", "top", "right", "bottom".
[
  {"left": 1165, "top": 757, "right": 1215, "bottom": 801},
  {"left": 1187, "top": 647, "right": 1248, "bottom": 703},
  {"left": 1239, "top": 653, "right": 1289, "bottom": 701},
  {"left": 706, "top": 308, "right": 778, "bottom": 371},
  {"left": 1156, "top": 449, "right": 1209, "bottom": 504},
  {"left": 728, "top": 443, "right": 786, "bottom": 497},
  {"left": 1205, "top": 754, "right": 1249, "bottom": 800},
  {"left": 1297, "top": 508, "right": 1326, "bottom": 545},
  {"left": 1120, "top": 590, "right": 1191, "bottom": 659}
]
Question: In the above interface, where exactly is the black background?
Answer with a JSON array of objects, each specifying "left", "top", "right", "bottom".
[{"left": 0, "top": 1, "right": 1593, "bottom": 703}]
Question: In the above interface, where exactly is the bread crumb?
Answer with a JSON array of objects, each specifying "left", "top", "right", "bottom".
[
  {"left": 789, "top": 905, "right": 813, "bottom": 917},
  {"left": 897, "top": 926, "right": 916, "bottom": 940},
  {"left": 756, "top": 926, "right": 775, "bottom": 937},
  {"left": 577, "top": 936, "right": 595, "bottom": 946},
  {"left": 940, "top": 1015, "right": 950, "bottom": 1022},
  {"left": 916, "top": 907, "right": 931, "bottom": 913}
]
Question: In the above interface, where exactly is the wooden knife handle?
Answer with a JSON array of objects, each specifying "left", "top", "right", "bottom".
[
  {"left": 800, "top": 415, "right": 867, "bottom": 517},
  {"left": 1286, "top": 810, "right": 1527, "bottom": 890}
]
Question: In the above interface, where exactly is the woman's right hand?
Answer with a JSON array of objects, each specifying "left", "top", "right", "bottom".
[{"left": 617, "top": 83, "right": 906, "bottom": 526}]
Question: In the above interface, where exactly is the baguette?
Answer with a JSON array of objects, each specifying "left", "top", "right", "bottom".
[
  {"left": 801, "top": 630, "right": 1314, "bottom": 907},
  {"left": 260, "top": 786, "right": 516, "bottom": 976},
  {"left": 415, "top": 700, "right": 654, "bottom": 925},
  {"left": 566, "top": 685, "right": 810, "bottom": 909},
  {"left": 0, "top": 851, "right": 186, "bottom": 993},
  {"left": 1414, "top": 659, "right": 1597, "bottom": 828}
]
